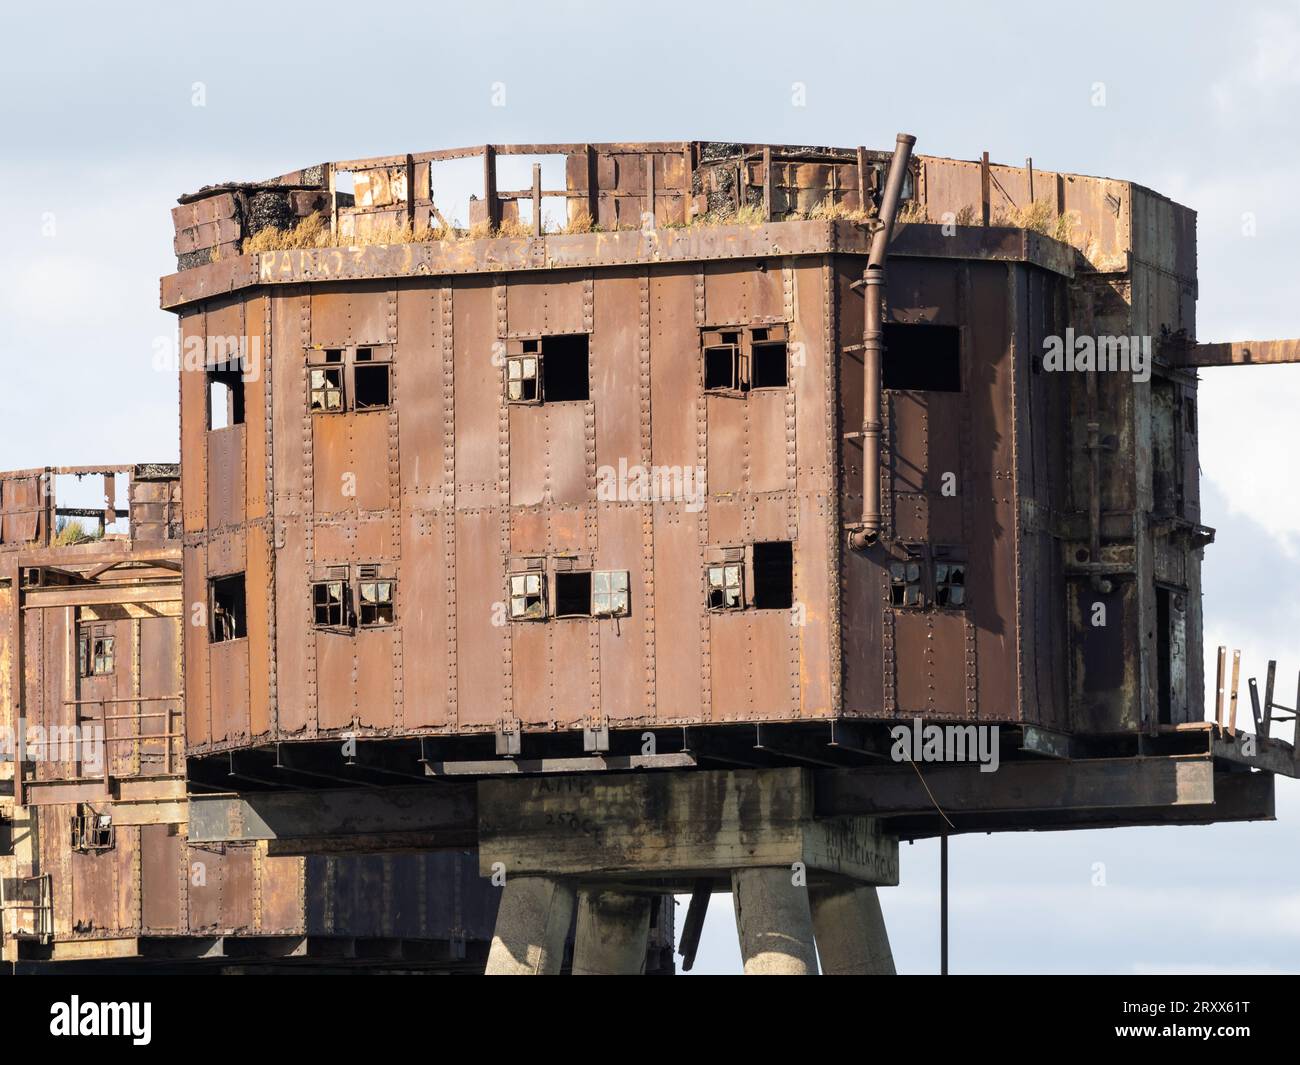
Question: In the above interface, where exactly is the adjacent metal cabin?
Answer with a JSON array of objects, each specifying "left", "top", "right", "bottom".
[
  {"left": 0, "top": 466, "right": 505, "bottom": 970},
  {"left": 163, "top": 140, "right": 1208, "bottom": 772}
]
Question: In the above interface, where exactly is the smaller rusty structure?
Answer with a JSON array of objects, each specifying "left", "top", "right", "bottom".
[{"left": 0, "top": 465, "right": 541, "bottom": 971}]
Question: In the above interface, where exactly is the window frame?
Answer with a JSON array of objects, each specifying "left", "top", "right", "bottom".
[
  {"left": 702, "top": 324, "right": 789, "bottom": 395},
  {"left": 78, "top": 624, "right": 115, "bottom": 678},
  {"left": 706, "top": 562, "right": 745, "bottom": 612},
  {"left": 308, "top": 345, "right": 394, "bottom": 414},
  {"left": 506, "top": 353, "right": 541, "bottom": 404},
  {"left": 508, "top": 571, "right": 547, "bottom": 621},
  {"left": 209, "top": 573, "right": 247, "bottom": 643},
  {"left": 358, "top": 577, "right": 396, "bottom": 627},
  {"left": 503, "top": 334, "right": 590, "bottom": 405},
  {"left": 312, "top": 577, "right": 350, "bottom": 629},
  {"left": 592, "top": 570, "right": 630, "bottom": 618}
]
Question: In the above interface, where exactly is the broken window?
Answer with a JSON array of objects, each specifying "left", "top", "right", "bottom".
[
  {"left": 78, "top": 625, "right": 115, "bottom": 677},
  {"left": 541, "top": 334, "right": 590, "bottom": 402},
  {"left": 504, "top": 335, "right": 590, "bottom": 403},
  {"left": 554, "top": 571, "right": 593, "bottom": 618},
  {"left": 359, "top": 578, "right": 395, "bottom": 626},
  {"left": 890, "top": 559, "right": 923, "bottom": 608},
  {"left": 592, "top": 570, "right": 630, "bottom": 617},
  {"left": 310, "top": 366, "right": 344, "bottom": 412},
  {"left": 71, "top": 804, "right": 114, "bottom": 853},
  {"left": 704, "top": 343, "right": 746, "bottom": 392},
  {"left": 207, "top": 367, "right": 245, "bottom": 429},
  {"left": 353, "top": 350, "right": 391, "bottom": 410},
  {"left": 707, "top": 563, "right": 745, "bottom": 611},
  {"left": 210, "top": 574, "right": 246, "bottom": 642},
  {"left": 702, "top": 324, "right": 788, "bottom": 393},
  {"left": 313, "top": 579, "right": 348, "bottom": 627},
  {"left": 508, "top": 572, "right": 546, "bottom": 620},
  {"left": 882, "top": 323, "right": 961, "bottom": 392},
  {"left": 310, "top": 346, "right": 395, "bottom": 413},
  {"left": 752, "top": 541, "right": 794, "bottom": 609},
  {"left": 751, "top": 336, "right": 789, "bottom": 389},
  {"left": 934, "top": 561, "right": 966, "bottom": 608},
  {"left": 507, "top": 354, "right": 540, "bottom": 403}
]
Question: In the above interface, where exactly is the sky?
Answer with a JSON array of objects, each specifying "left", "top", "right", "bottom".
[{"left": 2, "top": 0, "right": 1299, "bottom": 974}]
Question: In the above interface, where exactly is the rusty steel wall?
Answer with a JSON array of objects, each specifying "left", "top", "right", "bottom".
[{"left": 179, "top": 257, "right": 836, "bottom": 749}]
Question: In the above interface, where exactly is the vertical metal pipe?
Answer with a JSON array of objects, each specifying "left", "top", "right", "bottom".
[{"left": 851, "top": 133, "right": 915, "bottom": 551}]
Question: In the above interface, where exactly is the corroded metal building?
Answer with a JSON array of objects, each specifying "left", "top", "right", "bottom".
[{"left": 165, "top": 140, "right": 1206, "bottom": 760}]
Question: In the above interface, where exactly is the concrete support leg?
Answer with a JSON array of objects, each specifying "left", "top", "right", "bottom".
[
  {"left": 485, "top": 876, "right": 576, "bottom": 975},
  {"left": 809, "top": 879, "right": 896, "bottom": 975},
  {"left": 731, "top": 867, "right": 819, "bottom": 975},
  {"left": 571, "top": 890, "right": 652, "bottom": 975}
]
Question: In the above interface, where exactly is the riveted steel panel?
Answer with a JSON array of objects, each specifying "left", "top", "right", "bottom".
[
  {"left": 206, "top": 424, "right": 246, "bottom": 530},
  {"left": 270, "top": 293, "right": 306, "bottom": 518},
  {"left": 709, "top": 613, "right": 750, "bottom": 720},
  {"left": 796, "top": 493, "right": 832, "bottom": 717},
  {"left": 509, "top": 407, "right": 548, "bottom": 507},
  {"left": 141, "top": 823, "right": 182, "bottom": 930},
  {"left": 183, "top": 543, "right": 210, "bottom": 746},
  {"left": 506, "top": 273, "right": 588, "bottom": 336},
  {"left": 209, "top": 638, "right": 249, "bottom": 744},
  {"left": 352, "top": 412, "right": 392, "bottom": 512},
  {"left": 591, "top": 271, "right": 642, "bottom": 472},
  {"left": 510, "top": 507, "right": 548, "bottom": 555},
  {"left": 749, "top": 391, "right": 788, "bottom": 494},
  {"left": 275, "top": 520, "right": 308, "bottom": 733},
  {"left": 395, "top": 283, "right": 444, "bottom": 507},
  {"left": 244, "top": 295, "right": 269, "bottom": 520},
  {"left": 187, "top": 845, "right": 223, "bottom": 931},
  {"left": 246, "top": 526, "right": 272, "bottom": 737},
  {"left": 312, "top": 415, "right": 353, "bottom": 514},
  {"left": 400, "top": 508, "right": 449, "bottom": 728},
  {"left": 220, "top": 843, "right": 256, "bottom": 930},
  {"left": 706, "top": 396, "right": 745, "bottom": 494},
  {"left": 650, "top": 268, "right": 698, "bottom": 469},
  {"left": 453, "top": 281, "right": 500, "bottom": 499},
  {"left": 550, "top": 619, "right": 594, "bottom": 726},
  {"left": 261, "top": 853, "right": 306, "bottom": 933},
  {"left": 547, "top": 403, "right": 589, "bottom": 506},
  {"left": 180, "top": 311, "right": 208, "bottom": 533},
  {"left": 70, "top": 845, "right": 116, "bottom": 935},
  {"left": 316, "top": 629, "right": 354, "bottom": 731},
  {"left": 510, "top": 617, "right": 550, "bottom": 725},
  {"left": 549, "top": 504, "right": 589, "bottom": 554},
  {"left": 708, "top": 495, "right": 744, "bottom": 545},
  {"left": 356, "top": 627, "right": 395, "bottom": 729},
  {"left": 652, "top": 507, "right": 702, "bottom": 720},
  {"left": 310, "top": 284, "right": 390, "bottom": 347},
  {"left": 455, "top": 508, "right": 506, "bottom": 727},
  {"left": 596, "top": 503, "right": 647, "bottom": 722}
]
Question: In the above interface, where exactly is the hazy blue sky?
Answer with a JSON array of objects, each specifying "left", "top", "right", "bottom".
[{"left": 3, "top": 0, "right": 1299, "bottom": 974}]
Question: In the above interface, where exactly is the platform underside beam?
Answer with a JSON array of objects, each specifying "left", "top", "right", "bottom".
[{"left": 185, "top": 757, "right": 1274, "bottom": 853}]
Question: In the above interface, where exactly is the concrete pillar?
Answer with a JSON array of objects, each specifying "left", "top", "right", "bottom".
[
  {"left": 485, "top": 876, "right": 576, "bottom": 975},
  {"left": 809, "top": 879, "right": 896, "bottom": 975},
  {"left": 571, "top": 890, "right": 652, "bottom": 975},
  {"left": 731, "top": 867, "right": 819, "bottom": 975}
]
